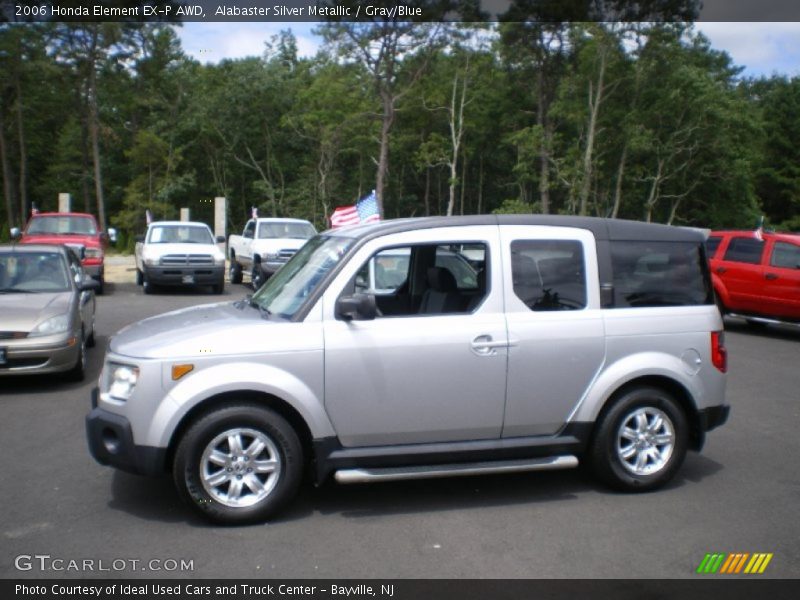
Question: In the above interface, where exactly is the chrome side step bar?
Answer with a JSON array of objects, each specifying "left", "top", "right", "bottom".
[{"left": 334, "top": 455, "right": 579, "bottom": 484}]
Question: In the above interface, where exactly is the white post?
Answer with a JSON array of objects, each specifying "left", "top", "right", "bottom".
[
  {"left": 180, "top": 208, "right": 190, "bottom": 222},
  {"left": 58, "top": 193, "right": 71, "bottom": 212},
  {"left": 214, "top": 197, "right": 227, "bottom": 255}
]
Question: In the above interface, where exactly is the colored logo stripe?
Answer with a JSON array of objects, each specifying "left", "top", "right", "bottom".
[{"left": 697, "top": 553, "right": 773, "bottom": 574}]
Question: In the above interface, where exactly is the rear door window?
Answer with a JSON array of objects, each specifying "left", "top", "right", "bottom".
[
  {"left": 510, "top": 240, "right": 586, "bottom": 311},
  {"left": 770, "top": 241, "right": 800, "bottom": 269}
]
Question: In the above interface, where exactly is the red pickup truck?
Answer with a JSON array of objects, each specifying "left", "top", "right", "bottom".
[
  {"left": 15, "top": 212, "right": 115, "bottom": 294},
  {"left": 707, "top": 230, "right": 800, "bottom": 323}
]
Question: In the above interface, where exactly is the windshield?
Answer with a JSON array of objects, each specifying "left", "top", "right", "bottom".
[
  {"left": 26, "top": 215, "right": 97, "bottom": 236},
  {"left": 258, "top": 222, "right": 316, "bottom": 240},
  {"left": 250, "top": 235, "right": 353, "bottom": 319},
  {"left": 0, "top": 251, "right": 70, "bottom": 293},
  {"left": 148, "top": 225, "right": 214, "bottom": 244}
]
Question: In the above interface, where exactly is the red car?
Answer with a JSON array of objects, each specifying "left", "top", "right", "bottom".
[
  {"left": 15, "top": 212, "right": 115, "bottom": 294},
  {"left": 707, "top": 230, "right": 800, "bottom": 323}
]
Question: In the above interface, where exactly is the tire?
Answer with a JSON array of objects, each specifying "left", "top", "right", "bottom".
[
  {"left": 143, "top": 275, "right": 156, "bottom": 295},
  {"left": 136, "top": 269, "right": 143, "bottom": 286},
  {"left": 251, "top": 264, "right": 265, "bottom": 290},
  {"left": 65, "top": 328, "right": 87, "bottom": 382},
  {"left": 229, "top": 258, "right": 243, "bottom": 284},
  {"left": 212, "top": 279, "right": 225, "bottom": 295},
  {"left": 173, "top": 405, "right": 303, "bottom": 524},
  {"left": 589, "top": 386, "right": 688, "bottom": 492},
  {"left": 96, "top": 276, "right": 105, "bottom": 296},
  {"left": 87, "top": 313, "right": 96, "bottom": 348}
]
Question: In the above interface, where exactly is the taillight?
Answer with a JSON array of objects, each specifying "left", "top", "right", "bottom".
[{"left": 711, "top": 331, "right": 727, "bottom": 373}]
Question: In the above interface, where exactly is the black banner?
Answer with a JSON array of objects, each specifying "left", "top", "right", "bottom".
[
  {"left": 4, "top": 579, "right": 800, "bottom": 600},
  {"left": 4, "top": 0, "right": 800, "bottom": 23}
]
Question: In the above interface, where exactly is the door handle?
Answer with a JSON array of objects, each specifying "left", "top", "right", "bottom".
[
  {"left": 765, "top": 273, "right": 778, "bottom": 280},
  {"left": 716, "top": 267, "right": 727, "bottom": 274},
  {"left": 470, "top": 335, "right": 508, "bottom": 356}
]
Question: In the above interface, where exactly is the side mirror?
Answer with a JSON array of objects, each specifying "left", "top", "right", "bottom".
[
  {"left": 135, "top": 234, "right": 145, "bottom": 243},
  {"left": 10, "top": 227, "right": 21, "bottom": 241},
  {"left": 335, "top": 293, "right": 377, "bottom": 321},
  {"left": 107, "top": 228, "right": 117, "bottom": 244},
  {"left": 216, "top": 235, "right": 226, "bottom": 243},
  {"left": 79, "top": 277, "right": 101, "bottom": 292}
]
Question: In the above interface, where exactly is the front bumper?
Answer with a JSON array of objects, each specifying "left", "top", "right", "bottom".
[
  {"left": 0, "top": 336, "right": 79, "bottom": 376},
  {"left": 144, "top": 264, "right": 224, "bottom": 286},
  {"left": 82, "top": 261, "right": 103, "bottom": 279},
  {"left": 86, "top": 388, "right": 167, "bottom": 476}
]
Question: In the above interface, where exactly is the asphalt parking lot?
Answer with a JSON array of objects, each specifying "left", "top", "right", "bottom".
[{"left": 1, "top": 271, "right": 799, "bottom": 580}]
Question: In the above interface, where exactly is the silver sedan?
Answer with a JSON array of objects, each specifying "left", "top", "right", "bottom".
[{"left": 0, "top": 243, "right": 99, "bottom": 380}]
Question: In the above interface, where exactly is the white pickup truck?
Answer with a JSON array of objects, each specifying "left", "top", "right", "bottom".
[
  {"left": 227, "top": 217, "right": 316, "bottom": 288},
  {"left": 134, "top": 221, "right": 226, "bottom": 294}
]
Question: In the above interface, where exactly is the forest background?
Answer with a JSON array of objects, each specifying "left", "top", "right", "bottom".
[{"left": 2, "top": 2, "right": 799, "bottom": 251}]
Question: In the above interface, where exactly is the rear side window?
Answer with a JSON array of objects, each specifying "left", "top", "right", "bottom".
[
  {"left": 510, "top": 240, "right": 586, "bottom": 311},
  {"left": 770, "top": 241, "right": 800, "bottom": 269},
  {"left": 722, "top": 237, "right": 764, "bottom": 265},
  {"left": 610, "top": 241, "right": 712, "bottom": 307}
]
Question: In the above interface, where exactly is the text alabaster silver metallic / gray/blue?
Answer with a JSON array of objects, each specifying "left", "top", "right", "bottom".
[{"left": 87, "top": 215, "right": 729, "bottom": 524}]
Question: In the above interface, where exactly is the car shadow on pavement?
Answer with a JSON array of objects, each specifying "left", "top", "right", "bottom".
[
  {"left": 109, "top": 471, "right": 192, "bottom": 524},
  {"left": 724, "top": 317, "right": 800, "bottom": 341},
  {"left": 287, "top": 470, "right": 588, "bottom": 521},
  {"left": 105, "top": 454, "right": 727, "bottom": 526}
]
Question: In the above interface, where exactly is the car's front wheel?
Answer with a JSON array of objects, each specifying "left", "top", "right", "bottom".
[
  {"left": 173, "top": 405, "right": 303, "bottom": 524},
  {"left": 229, "top": 259, "right": 243, "bottom": 285},
  {"left": 589, "top": 387, "right": 688, "bottom": 492}
]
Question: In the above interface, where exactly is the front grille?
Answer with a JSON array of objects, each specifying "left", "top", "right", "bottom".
[
  {"left": 0, "top": 331, "right": 27, "bottom": 340},
  {"left": 160, "top": 254, "right": 214, "bottom": 266},
  {"left": 277, "top": 249, "right": 297, "bottom": 262}
]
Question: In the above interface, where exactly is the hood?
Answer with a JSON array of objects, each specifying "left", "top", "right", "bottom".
[
  {"left": 0, "top": 292, "right": 72, "bottom": 332},
  {"left": 257, "top": 238, "right": 308, "bottom": 252},
  {"left": 110, "top": 301, "right": 294, "bottom": 359},
  {"left": 142, "top": 243, "right": 224, "bottom": 259},
  {"left": 21, "top": 233, "right": 100, "bottom": 247}
]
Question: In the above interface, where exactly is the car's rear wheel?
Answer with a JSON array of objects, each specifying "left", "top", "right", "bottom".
[
  {"left": 251, "top": 264, "right": 265, "bottom": 290},
  {"left": 173, "top": 405, "right": 303, "bottom": 524},
  {"left": 589, "top": 386, "right": 688, "bottom": 492}
]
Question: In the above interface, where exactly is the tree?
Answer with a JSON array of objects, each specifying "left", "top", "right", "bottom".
[{"left": 317, "top": 8, "right": 450, "bottom": 217}]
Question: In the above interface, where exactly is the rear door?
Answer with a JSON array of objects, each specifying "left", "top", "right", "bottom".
[
  {"left": 499, "top": 226, "right": 605, "bottom": 437},
  {"left": 762, "top": 238, "right": 800, "bottom": 319}
]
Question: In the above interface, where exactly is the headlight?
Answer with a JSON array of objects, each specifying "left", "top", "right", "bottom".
[
  {"left": 213, "top": 253, "right": 225, "bottom": 266},
  {"left": 108, "top": 363, "right": 140, "bottom": 401},
  {"left": 265, "top": 252, "right": 279, "bottom": 260},
  {"left": 85, "top": 247, "right": 103, "bottom": 259},
  {"left": 143, "top": 254, "right": 160, "bottom": 266},
  {"left": 29, "top": 314, "right": 70, "bottom": 337}
]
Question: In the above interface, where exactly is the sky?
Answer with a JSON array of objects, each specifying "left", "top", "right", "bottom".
[{"left": 176, "top": 21, "right": 800, "bottom": 79}]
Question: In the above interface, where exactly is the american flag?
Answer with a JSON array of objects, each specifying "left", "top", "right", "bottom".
[{"left": 330, "top": 191, "right": 381, "bottom": 228}]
